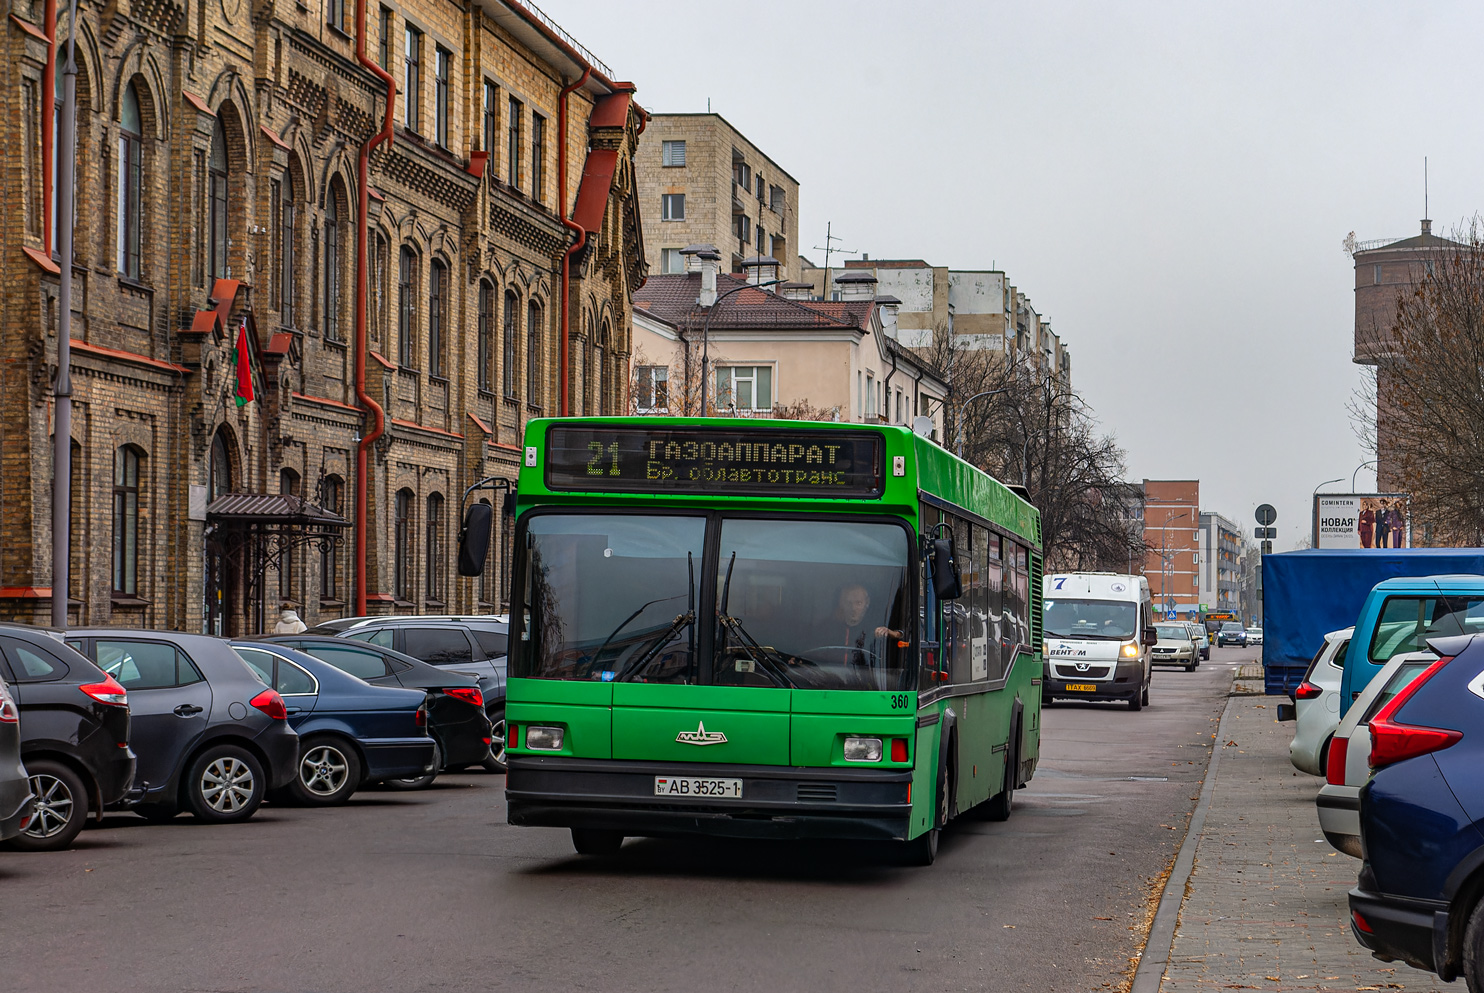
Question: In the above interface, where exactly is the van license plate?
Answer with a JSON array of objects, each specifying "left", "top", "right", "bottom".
[
  {"left": 1064, "top": 683, "right": 1097, "bottom": 692},
  {"left": 654, "top": 776, "right": 743, "bottom": 798}
]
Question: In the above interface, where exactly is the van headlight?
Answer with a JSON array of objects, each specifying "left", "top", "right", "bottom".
[
  {"left": 843, "top": 737, "right": 883, "bottom": 762},
  {"left": 525, "top": 726, "right": 565, "bottom": 751},
  {"left": 1120, "top": 642, "right": 1140, "bottom": 658}
]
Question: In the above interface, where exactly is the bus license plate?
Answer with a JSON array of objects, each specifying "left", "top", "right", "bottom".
[
  {"left": 1064, "top": 683, "right": 1097, "bottom": 692},
  {"left": 654, "top": 776, "right": 743, "bottom": 799}
]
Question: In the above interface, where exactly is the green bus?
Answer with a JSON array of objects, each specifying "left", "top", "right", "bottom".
[{"left": 470, "top": 416, "right": 1043, "bottom": 865}]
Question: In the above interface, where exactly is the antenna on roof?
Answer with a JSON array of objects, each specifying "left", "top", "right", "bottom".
[
  {"left": 1424, "top": 155, "right": 1429, "bottom": 221},
  {"left": 811, "top": 222, "right": 856, "bottom": 301}
]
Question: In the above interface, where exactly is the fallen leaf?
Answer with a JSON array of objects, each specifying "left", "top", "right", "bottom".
[
  {"left": 1002, "top": 924, "right": 1015, "bottom": 929},
  {"left": 1092, "top": 916, "right": 1113, "bottom": 920}
]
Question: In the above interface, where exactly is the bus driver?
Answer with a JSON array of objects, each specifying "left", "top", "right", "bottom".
[{"left": 816, "top": 583, "right": 904, "bottom": 665}]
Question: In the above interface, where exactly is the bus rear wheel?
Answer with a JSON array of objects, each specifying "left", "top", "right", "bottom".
[{"left": 571, "top": 828, "right": 624, "bottom": 856}]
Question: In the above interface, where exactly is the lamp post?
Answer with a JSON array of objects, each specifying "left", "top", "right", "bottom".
[
  {"left": 955, "top": 388, "right": 1008, "bottom": 459},
  {"left": 1351, "top": 460, "right": 1378, "bottom": 492},
  {"left": 699, "top": 278, "right": 782, "bottom": 415},
  {"left": 1312, "top": 477, "right": 1344, "bottom": 548}
]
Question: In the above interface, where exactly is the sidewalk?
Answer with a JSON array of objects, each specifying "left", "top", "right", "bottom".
[{"left": 1147, "top": 676, "right": 1452, "bottom": 992}]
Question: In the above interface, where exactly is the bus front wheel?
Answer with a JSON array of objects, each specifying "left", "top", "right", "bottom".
[{"left": 571, "top": 828, "right": 624, "bottom": 856}]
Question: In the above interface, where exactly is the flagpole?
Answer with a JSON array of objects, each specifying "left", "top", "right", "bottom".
[{"left": 51, "top": 0, "right": 77, "bottom": 628}]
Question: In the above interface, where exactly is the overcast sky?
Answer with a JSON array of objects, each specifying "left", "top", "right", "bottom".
[{"left": 557, "top": 0, "right": 1480, "bottom": 548}]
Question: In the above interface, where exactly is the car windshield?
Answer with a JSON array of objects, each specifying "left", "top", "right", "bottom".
[
  {"left": 1155, "top": 624, "right": 1187, "bottom": 639},
  {"left": 1220, "top": 622, "right": 1243, "bottom": 632},
  {"left": 1044, "top": 599, "right": 1138, "bottom": 640},
  {"left": 1369, "top": 595, "right": 1484, "bottom": 663}
]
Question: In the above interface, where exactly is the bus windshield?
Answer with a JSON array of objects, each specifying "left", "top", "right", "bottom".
[
  {"left": 1044, "top": 599, "right": 1138, "bottom": 640},
  {"left": 518, "top": 513, "right": 912, "bottom": 690}
]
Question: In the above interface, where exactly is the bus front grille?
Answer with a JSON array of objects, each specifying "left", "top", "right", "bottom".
[{"left": 797, "top": 783, "right": 839, "bottom": 803}]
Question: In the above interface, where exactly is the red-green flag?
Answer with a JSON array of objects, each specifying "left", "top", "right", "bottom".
[{"left": 232, "top": 320, "right": 254, "bottom": 407}]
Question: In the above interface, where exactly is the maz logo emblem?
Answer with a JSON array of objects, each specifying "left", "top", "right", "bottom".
[{"left": 676, "top": 721, "right": 727, "bottom": 746}]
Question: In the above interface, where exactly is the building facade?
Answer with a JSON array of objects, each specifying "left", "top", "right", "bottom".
[
  {"left": 1, "top": 0, "right": 645, "bottom": 631},
  {"left": 1197, "top": 512, "right": 1241, "bottom": 615},
  {"left": 1142, "top": 480, "right": 1200, "bottom": 618},
  {"left": 636, "top": 114, "right": 799, "bottom": 280}
]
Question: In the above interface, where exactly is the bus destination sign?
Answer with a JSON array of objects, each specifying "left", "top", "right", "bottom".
[{"left": 544, "top": 426, "right": 885, "bottom": 498}]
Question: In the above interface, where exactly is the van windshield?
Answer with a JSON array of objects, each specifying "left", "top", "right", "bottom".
[{"left": 1044, "top": 599, "right": 1138, "bottom": 640}]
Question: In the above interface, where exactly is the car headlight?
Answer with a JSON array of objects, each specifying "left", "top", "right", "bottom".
[
  {"left": 1120, "top": 642, "right": 1140, "bottom": 658},
  {"left": 843, "top": 736, "right": 883, "bottom": 762},
  {"left": 525, "top": 726, "right": 565, "bottom": 751}
]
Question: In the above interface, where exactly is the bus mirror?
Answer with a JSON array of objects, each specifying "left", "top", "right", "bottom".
[
  {"left": 457, "top": 503, "right": 493, "bottom": 576},
  {"left": 930, "top": 536, "right": 963, "bottom": 600},
  {"left": 1142, "top": 628, "right": 1158, "bottom": 647}
]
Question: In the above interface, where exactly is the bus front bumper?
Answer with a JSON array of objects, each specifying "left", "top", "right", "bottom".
[{"left": 506, "top": 756, "right": 913, "bottom": 842}]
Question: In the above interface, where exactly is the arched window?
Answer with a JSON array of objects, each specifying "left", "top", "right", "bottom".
[
  {"left": 208, "top": 117, "right": 229, "bottom": 279},
  {"left": 279, "top": 468, "right": 300, "bottom": 599},
  {"left": 393, "top": 488, "right": 413, "bottom": 601},
  {"left": 113, "top": 447, "right": 142, "bottom": 595},
  {"left": 209, "top": 431, "right": 232, "bottom": 500},
  {"left": 477, "top": 280, "right": 494, "bottom": 391},
  {"left": 324, "top": 184, "right": 341, "bottom": 341},
  {"left": 320, "top": 475, "right": 342, "bottom": 600},
  {"left": 397, "top": 248, "right": 415, "bottom": 367},
  {"left": 526, "top": 300, "right": 542, "bottom": 405},
  {"left": 502, "top": 290, "right": 518, "bottom": 399},
  {"left": 425, "top": 493, "right": 444, "bottom": 602},
  {"left": 117, "top": 83, "right": 142, "bottom": 278},
  {"left": 279, "top": 165, "right": 297, "bottom": 326},
  {"left": 428, "top": 259, "right": 446, "bottom": 377}
]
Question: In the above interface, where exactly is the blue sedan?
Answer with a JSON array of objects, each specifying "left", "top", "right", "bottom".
[
  {"left": 1350, "top": 633, "right": 1484, "bottom": 986},
  {"left": 231, "top": 642, "right": 435, "bottom": 806}
]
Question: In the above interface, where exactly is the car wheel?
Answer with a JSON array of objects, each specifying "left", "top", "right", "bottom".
[
  {"left": 571, "top": 828, "right": 624, "bottom": 856},
  {"left": 135, "top": 803, "right": 179, "bottom": 823},
  {"left": 291, "top": 737, "right": 361, "bottom": 806},
  {"left": 481, "top": 706, "right": 507, "bottom": 773},
  {"left": 5, "top": 759, "right": 87, "bottom": 851},
  {"left": 384, "top": 740, "right": 440, "bottom": 791},
  {"left": 1462, "top": 895, "right": 1484, "bottom": 992},
  {"left": 184, "top": 745, "right": 265, "bottom": 823},
  {"left": 1185, "top": 659, "right": 1197, "bottom": 672}
]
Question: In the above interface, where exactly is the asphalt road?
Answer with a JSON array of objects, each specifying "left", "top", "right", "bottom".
[{"left": 3, "top": 646, "right": 1257, "bottom": 993}]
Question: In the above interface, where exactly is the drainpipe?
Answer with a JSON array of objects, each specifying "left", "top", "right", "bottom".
[
  {"left": 882, "top": 345, "right": 899, "bottom": 425},
  {"left": 557, "top": 67, "right": 591, "bottom": 417},
  {"left": 353, "top": 0, "right": 395, "bottom": 615},
  {"left": 41, "top": 0, "right": 56, "bottom": 255}
]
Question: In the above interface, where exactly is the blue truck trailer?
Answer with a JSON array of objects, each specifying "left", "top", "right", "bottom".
[{"left": 1261, "top": 548, "right": 1484, "bottom": 695}]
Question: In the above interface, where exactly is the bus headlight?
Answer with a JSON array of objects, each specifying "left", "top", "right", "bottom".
[
  {"left": 844, "top": 737, "right": 883, "bottom": 762},
  {"left": 526, "top": 726, "right": 565, "bottom": 751},
  {"left": 1120, "top": 642, "right": 1140, "bottom": 658}
]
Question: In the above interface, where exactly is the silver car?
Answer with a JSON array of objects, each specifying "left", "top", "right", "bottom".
[
  {"left": 1287, "top": 627, "right": 1352, "bottom": 776},
  {"left": 1150, "top": 622, "right": 1199, "bottom": 671}
]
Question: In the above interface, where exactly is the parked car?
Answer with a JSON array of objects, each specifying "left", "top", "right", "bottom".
[
  {"left": 0, "top": 625, "right": 134, "bottom": 850},
  {"left": 231, "top": 641, "right": 435, "bottom": 803},
  {"left": 1286, "top": 627, "right": 1353, "bottom": 776},
  {"left": 1151, "top": 622, "right": 1200, "bottom": 671},
  {"left": 1316, "top": 650, "right": 1435, "bottom": 857},
  {"left": 1349, "top": 633, "right": 1484, "bottom": 986},
  {"left": 67, "top": 630, "right": 299, "bottom": 824},
  {"left": 1246, "top": 627, "right": 1264, "bottom": 645},
  {"left": 1216, "top": 621, "right": 1247, "bottom": 647},
  {"left": 0, "top": 678, "right": 34, "bottom": 843},
  {"left": 263, "top": 635, "right": 494, "bottom": 780},
  {"left": 1185, "top": 622, "right": 1211, "bottom": 661},
  {"left": 310, "top": 616, "right": 508, "bottom": 770}
]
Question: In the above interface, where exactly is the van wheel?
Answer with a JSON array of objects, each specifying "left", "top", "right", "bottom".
[{"left": 1129, "top": 688, "right": 1143, "bottom": 711}]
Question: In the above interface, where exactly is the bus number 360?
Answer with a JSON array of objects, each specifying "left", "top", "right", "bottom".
[{"left": 890, "top": 693, "right": 910, "bottom": 709}]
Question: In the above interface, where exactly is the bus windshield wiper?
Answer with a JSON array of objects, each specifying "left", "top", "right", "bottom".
[
  {"left": 587, "top": 566, "right": 691, "bottom": 669},
  {"left": 612, "top": 611, "right": 696, "bottom": 682},
  {"left": 715, "top": 550, "right": 792, "bottom": 687}
]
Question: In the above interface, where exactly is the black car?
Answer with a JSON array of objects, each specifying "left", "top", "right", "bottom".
[
  {"left": 263, "top": 635, "right": 493, "bottom": 782},
  {"left": 0, "top": 625, "right": 134, "bottom": 851},
  {"left": 308, "top": 616, "right": 508, "bottom": 770},
  {"left": 67, "top": 629, "right": 299, "bottom": 824},
  {"left": 0, "top": 679, "right": 34, "bottom": 843}
]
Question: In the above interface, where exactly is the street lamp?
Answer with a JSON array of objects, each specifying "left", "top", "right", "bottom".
[
  {"left": 955, "top": 388, "right": 1009, "bottom": 459},
  {"left": 1351, "top": 460, "right": 1378, "bottom": 492},
  {"left": 699, "top": 278, "right": 783, "bottom": 415},
  {"left": 1312, "top": 477, "right": 1344, "bottom": 547}
]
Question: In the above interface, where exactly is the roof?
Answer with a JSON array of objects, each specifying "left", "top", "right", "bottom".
[
  {"left": 571, "top": 148, "right": 619, "bottom": 234},
  {"left": 1357, "top": 232, "right": 1465, "bottom": 253},
  {"left": 633, "top": 273, "right": 872, "bottom": 331},
  {"left": 207, "top": 493, "right": 349, "bottom": 527}
]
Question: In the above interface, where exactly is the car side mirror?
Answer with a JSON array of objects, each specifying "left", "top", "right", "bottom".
[
  {"left": 1276, "top": 703, "right": 1296, "bottom": 722},
  {"left": 930, "top": 536, "right": 963, "bottom": 601},
  {"left": 1142, "top": 628, "right": 1158, "bottom": 647},
  {"left": 457, "top": 503, "right": 493, "bottom": 577}
]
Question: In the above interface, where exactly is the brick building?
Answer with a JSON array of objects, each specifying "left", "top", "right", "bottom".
[
  {"left": 636, "top": 113, "right": 799, "bottom": 280},
  {"left": 1142, "top": 480, "right": 1199, "bottom": 618},
  {"left": 1, "top": 0, "right": 645, "bottom": 632}
]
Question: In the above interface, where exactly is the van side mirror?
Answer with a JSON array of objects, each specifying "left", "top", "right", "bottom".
[
  {"left": 1141, "top": 628, "right": 1158, "bottom": 647},
  {"left": 457, "top": 503, "right": 493, "bottom": 576},
  {"left": 930, "top": 536, "right": 963, "bottom": 600}
]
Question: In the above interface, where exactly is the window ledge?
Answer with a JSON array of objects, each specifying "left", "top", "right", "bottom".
[
  {"left": 319, "top": 597, "right": 347, "bottom": 608},
  {"left": 110, "top": 595, "right": 151, "bottom": 607},
  {"left": 393, "top": 598, "right": 415, "bottom": 609},
  {"left": 425, "top": 599, "right": 446, "bottom": 610},
  {"left": 324, "top": 336, "right": 349, "bottom": 350},
  {"left": 117, "top": 276, "right": 152, "bottom": 294},
  {"left": 429, "top": 374, "right": 449, "bottom": 385},
  {"left": 478, "top": 387, "right": 497, "bottom": 399},
  {"left": 502, "top": 395, "right": 521, "bottom": 407},
  {"left": 525, "top": 404, "right": 543, "bottom": 415},
  {"left": 328, "top": 22, "right": 352, "bottom": 40}
]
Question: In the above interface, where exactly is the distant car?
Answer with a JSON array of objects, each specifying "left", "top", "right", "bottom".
[
  {"left": 0, "top": 679, "right": 34, "bottom": 844},
  {"left": 1286, "top": 627, "right": 1353, "bottom": 776},
  {"left": 1246, "top": 627, "right": 1264, "bottom": 645},
  {"left": 0, "top": 625, "right": 134, "bottom": 851},
  {"left": 1216, "top": 622, "right": 1247, "bottom": 647},
  {"left": 231, "top": 642, "right": 435, "bottom": 804},
  {"left": 67, "top": 630, "right": 299, "bottom": 824},
  {"left": 1316, "top": 650, "right": 1435, "bottom": 857},
  {"left": 1184, "top": 623, "right": 1211, "bottom": 661},
  {"left": 1151, "top": 622, "right": 1199, "bottom": 671},
  {"left": 1349, "top": 633, "right": 1484, "bottom": 986},
  {"left": 263, "top": 635, "right": 494, "bottom": 781}
]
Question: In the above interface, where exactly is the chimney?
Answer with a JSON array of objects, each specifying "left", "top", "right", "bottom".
[
  {"left": 740, "top": 255, "right": 780, "bottom": 289},
  {"left": 681, "top": 243, "right": 719, "bottom": 274},
  {"left": 697, "top": 249, "right": 721, "bottom": 307},
  {"left": 834, "top": 271, "right": 878, "bottom": 301},
  {"left": 1422, "top": 218, "right": 1433, "bottom": 235},
  {"left": 875, "top": 295, "right": 901, "bottom": 339},
  {"left": 779, "top": 281, "right": 814, "bottom": 301}
]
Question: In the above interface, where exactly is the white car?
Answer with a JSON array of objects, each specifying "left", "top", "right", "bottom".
[
  {"left": 1287, "top": 627, "right": 1353, "bottom": 776},
  {"left": 1246, "top": 627, "right": 1264, "bottom": 645},
  {"left": 1315, "top": 651, "right": 1436, "bottom": 857}
]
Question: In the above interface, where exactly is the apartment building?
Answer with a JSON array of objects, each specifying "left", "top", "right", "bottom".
[
  {"left": 1143, "top": 480, "right": 1201, "bottom": 618},
  {"left": 1198, "top": 512, "right": 1242, "bottom": 614},
  {"left": 636, "top": 114, "right": 800, "bottom": 280}
]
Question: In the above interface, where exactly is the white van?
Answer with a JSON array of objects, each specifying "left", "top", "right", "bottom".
[{"left": 1042, "top": 573, "right": 1155, "bottom": 711}]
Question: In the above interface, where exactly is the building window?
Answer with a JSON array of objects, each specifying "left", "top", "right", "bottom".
[
  {"left": 732, "top": 156, "right": 750, "bottom": 190},
  {"left": 507, "top": 97, "right": 522, "bottom": 189},
  {"left": 477, "top": 280, "right": 494, "bottom": 390},
  {"left": 757, "top": 225, "right": 765, "bottom": 251},
  {"left": 393, "top": 489, "right": 413, "bottom": 601},
  {"left": 378, "top": 7, "right": 393, "bottom": 68},
  {"left": 397, "top": 247, "right": 415, "bottom": 367},
  {"left": 770, "top": 184, "right": 784, "bottom": 212},
  {"left": 113, "top": 447, "right": 141, "bottom": 595},
  {"left": 327, "top": 0, "right": 343, "bottom": 31},
  {"left": 734, "top": 213, "right": 751, "bottom": 244},
  {"left": 636, "top": 366, "right": 668, "bottom": 412},
  {"left": 502, "top": 290, "right": 518, "bottom": 398},
  {"left": 208, "top": 117, "right": 229, "bottom": 279},
  {"left": 662, "top": 140, "right": 685, "bottom": 167},
  {"left": 526, "top": 300, "right": 542, "bottom": 404},
  {"left": 865, "top": 373, "right": 877, "bottom": 417},
  {"left": 117, "top": 82, "right": 142, "bottom": 279},
  {"left": 323, "top": 189, "right": 341, "bottom": 341},
  {"left": 717, "top": 365, "right": 772, "bottom": 412},
  {"left": 1373, "top": 263, "right": 1382, "bottom": 285},
  {"left": 482, "top": 80, "right": 496, "bottom": 154},
  {"left": 403, "top": 27, "right": 421, "bottom": 133},
  {"left": 425, "top": 493, "right": 444, "bottom": 602},
  {"left": 661, "top": 248, "right": 683, "bottom": 273},
  {"left": 428, "top": 259, "right": 445, "bottom": 377},
  {"left": 320, "top": 475, "right": 341, "bottom": 599},
  {"left": 531, "top": 113, "right": 546, "bottom": 202},
  {"left": 434, "top": 47, "right": 450, "bottom": 148},
  {"left": 209, "top": 431, "right": 232, "bottom": 500},
  {"left": 661, "top": 194, "right": 685, "bottom": 221},
  {"left": 279, "top": 169, "right": 296, "bottom": 325}
]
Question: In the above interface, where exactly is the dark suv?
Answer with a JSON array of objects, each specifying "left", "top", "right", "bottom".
[
  {"left": 0, "top": 625, "right": 134, "bottom": 851},
  {"left": 1216, "top": 622, "right": 1247, "bottom": 647}
]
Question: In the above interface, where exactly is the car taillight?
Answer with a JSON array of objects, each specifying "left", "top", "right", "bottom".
[
  {"left": 249, "top": 688, "right": 288, "bottom": 720},
  {"left": 415, "top": 707, "right": 427, "bottom": 728},
  {"left": 1294, "top": 681, "right": 1323, "bottom": 701},
  {"left": 445, "top": 686, "right": 483, "bottom": 709},
  {"left": 1369, "top": 656, "right": 1461, "bottom": 770},
  {"left": 1326, "top": 736, "right": 1348, "bottom": 786},
  {"left": 0, "top": 689, "right": 16, "bottom": 723},
  {"left": 79, "top": 674, "right": 128, "bottom": 707}
]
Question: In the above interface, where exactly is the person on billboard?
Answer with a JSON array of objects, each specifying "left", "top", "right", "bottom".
[
  {"left": 1388, "top": 502, "right": 1407, "bottom": 547},
  {"left": 1358, "top": 503, "right": 1375, "bottom": 548}
]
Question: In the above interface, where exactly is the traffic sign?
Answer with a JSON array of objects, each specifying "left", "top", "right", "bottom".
[
  {"left": 1255, "top": 504, "right": 1277, "bottom": 526},
  {"left": 1166, "top": 610, "right": 1177, "bottom": 620}
]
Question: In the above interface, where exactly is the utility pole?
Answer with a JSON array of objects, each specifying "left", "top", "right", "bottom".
[
  {"left": 51, "top": 0, "right": 78, "bottom": 628},
  {"left": 811, "top": 222, "right": 854, "bottom": 301}
]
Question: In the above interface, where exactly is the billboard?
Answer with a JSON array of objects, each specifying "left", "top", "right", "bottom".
[{"left": 1313, "top": 494, "right": 1409, "bottom": 549}]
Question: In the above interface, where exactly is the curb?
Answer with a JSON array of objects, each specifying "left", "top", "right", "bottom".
[{"left": 1129, "top": 680, "right": 1240, "bottom": 993}]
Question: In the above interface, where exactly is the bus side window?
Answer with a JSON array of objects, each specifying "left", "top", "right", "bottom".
[{"left": 986, "top": 534, "right": 1003, "bottom": 680}]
